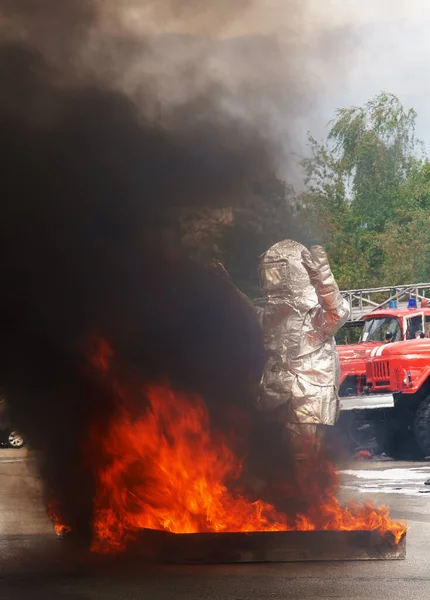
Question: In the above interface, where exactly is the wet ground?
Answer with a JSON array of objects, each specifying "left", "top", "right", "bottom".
[{"left": 0, "top": 451, "right": 429, "bottom": 599}]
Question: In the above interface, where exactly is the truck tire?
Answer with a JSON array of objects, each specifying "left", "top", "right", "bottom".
[
  {"left": 413, "top": 397, "right": 430, "bottom": 457},
  {"left": 336, "top": 411, "right": 385, "bottom": 456}
]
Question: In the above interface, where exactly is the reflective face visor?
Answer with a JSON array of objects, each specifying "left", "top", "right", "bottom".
[
  {"left": 259, "top": 261, "right": 289, "bottom": 295},
  {"left": 259, "top": 257, "right": 314, "bottom": 297}
]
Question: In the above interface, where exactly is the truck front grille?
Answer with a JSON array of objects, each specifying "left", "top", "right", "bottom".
[{"left": 373, "top": 360, "right": 390, "bottom": 386}]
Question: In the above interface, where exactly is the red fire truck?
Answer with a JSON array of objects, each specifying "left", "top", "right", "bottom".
[{"left": 337, "top": 286, "right": 430, "bottom": 457}]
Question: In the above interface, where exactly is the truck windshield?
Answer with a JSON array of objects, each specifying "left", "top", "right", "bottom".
[{"left": 360, "top": 317, "right": 401, "bottom": 342}]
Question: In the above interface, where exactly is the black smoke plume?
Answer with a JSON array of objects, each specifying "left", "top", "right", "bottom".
[
  {"left": 0, "top": 0, "right": 285, "bottom": 537},
  {"left": 0, "top": 0, "right": 344, "bottom": 538}
]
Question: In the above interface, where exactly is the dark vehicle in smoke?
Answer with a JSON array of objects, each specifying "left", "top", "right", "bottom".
[
  {"left": 0, "top": 429, "right": 25, "bottom": 449},
  {"left": 0, "top": 399, "right": 25, "bottom": 449}
]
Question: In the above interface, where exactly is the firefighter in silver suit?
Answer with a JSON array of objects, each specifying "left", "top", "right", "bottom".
[{"left": 257, "top": 240, "right": 350, "bottom": 456}]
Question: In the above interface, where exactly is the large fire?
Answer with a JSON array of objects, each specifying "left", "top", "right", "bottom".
[{"left": 53, "top": 338, "right": 406, "bottom": 552}]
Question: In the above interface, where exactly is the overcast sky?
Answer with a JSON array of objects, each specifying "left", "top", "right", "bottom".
[
  {"left": 301, "top": 0, "right": 430, "bottom": 153},
  {"left": 91, "top": 0, "right": 430, "bottom": 177}
]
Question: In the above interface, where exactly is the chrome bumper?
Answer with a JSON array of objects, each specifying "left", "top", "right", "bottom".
[{"left": 340, "top": 394, "right": 395, "bottom": 411}]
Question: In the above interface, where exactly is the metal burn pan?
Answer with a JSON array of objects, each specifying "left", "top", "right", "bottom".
[{"left": 129, "top": 528, "right": 406, "bottom": 563}]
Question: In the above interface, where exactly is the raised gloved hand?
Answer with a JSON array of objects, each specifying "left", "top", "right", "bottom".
[
  {"left": 301, "top": 245, "right": 332, "bottom": 288},
  {"left": 301, "top": 245, "right": 349, "bottom": 334}
]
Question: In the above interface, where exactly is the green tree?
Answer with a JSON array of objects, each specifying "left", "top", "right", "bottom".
[
  {"left": 399, "top": 159, "right": 430, "bottom": 211},
  {"left": 378, "top": 209, "right": 430, "bottom": 283},
  {"left": 299, "top": 92, "right": 425, "bottom": 289},
  {"left": 379, "top": 159, "right": 430, "bottom": 283},
  {"left": 329, "top": 92, "right": 423, "bottom": 232},
  {"left": 298, "top": 135, "right": 367, "bottom": 288}
]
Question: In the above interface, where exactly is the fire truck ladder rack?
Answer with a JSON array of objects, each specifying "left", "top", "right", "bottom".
[{"left": 341, "top": 283, "right": 430, "bottom": 321}]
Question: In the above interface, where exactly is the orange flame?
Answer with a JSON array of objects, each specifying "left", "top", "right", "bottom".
[
  {"left": 50, "top": 338, "right": 406, "bottom": 552},
  {"left": 48, "top": 501, "right": 71, "bottom": 537}
]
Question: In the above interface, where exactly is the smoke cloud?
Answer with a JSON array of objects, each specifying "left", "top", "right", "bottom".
[{"left": 0, "top": 0, "right": 351, "bottom": 537}]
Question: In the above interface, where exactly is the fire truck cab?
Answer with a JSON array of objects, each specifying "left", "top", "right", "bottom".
[{"left": 338, "top": 300, "right": 430, "bottom": 400}]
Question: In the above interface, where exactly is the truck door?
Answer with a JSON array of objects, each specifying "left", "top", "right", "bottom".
[{"left": 405, "top": 314, "right": 425, "bottom": 339}]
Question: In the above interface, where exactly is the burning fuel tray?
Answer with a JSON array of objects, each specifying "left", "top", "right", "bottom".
[{"left": 130, "top": 528, "right": 406, "bottom": 563}]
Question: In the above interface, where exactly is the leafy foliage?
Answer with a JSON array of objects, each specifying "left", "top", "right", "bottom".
[{"left": 298, "top": 92, "right": 429, "bottom": 289}]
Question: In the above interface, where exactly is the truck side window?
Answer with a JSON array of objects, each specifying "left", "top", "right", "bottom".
[
  {"left": 425, "top": 316, "right": 430, "bottom": 337},
  {"left": 406, "top": 316, "right": 424, "bottom": 339}
]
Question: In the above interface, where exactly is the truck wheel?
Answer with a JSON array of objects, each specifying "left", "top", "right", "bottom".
[
  {"left": 7, "top": 430, "right": 25, "bottom": 449},
  {"left": 413, "top": 397, "right": 430, "bottom": 457},
  {"left": 336, "top": 412, "right": 385, "bottom": 456}
]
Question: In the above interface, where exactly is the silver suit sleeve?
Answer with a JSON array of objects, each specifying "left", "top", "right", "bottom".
[{"left": 302, "top": 246, "right": 350, "bottom": 341}]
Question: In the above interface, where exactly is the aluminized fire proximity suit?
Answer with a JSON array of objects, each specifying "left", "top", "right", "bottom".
[{"left": 257, "top": 240, "right": 350, "bottom": 453}]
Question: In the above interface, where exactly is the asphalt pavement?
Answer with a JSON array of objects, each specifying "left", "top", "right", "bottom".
[{"left": 0, "top": 451, "right": 430, "bottom": 599}]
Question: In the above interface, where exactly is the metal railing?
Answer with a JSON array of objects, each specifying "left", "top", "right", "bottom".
[
  {"left": 253, "top": 282, "right": 430, "bottom": 321},
  {"left": 341, "top": 283, "right": 430, "bottom": 321}
]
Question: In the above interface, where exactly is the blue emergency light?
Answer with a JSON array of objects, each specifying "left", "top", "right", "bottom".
[
  {"left": 408, "top": 298, "right": 417, "bottom": 309},
  {"left": 389, "top": 299, "right": 397, "bottom": 308}
]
